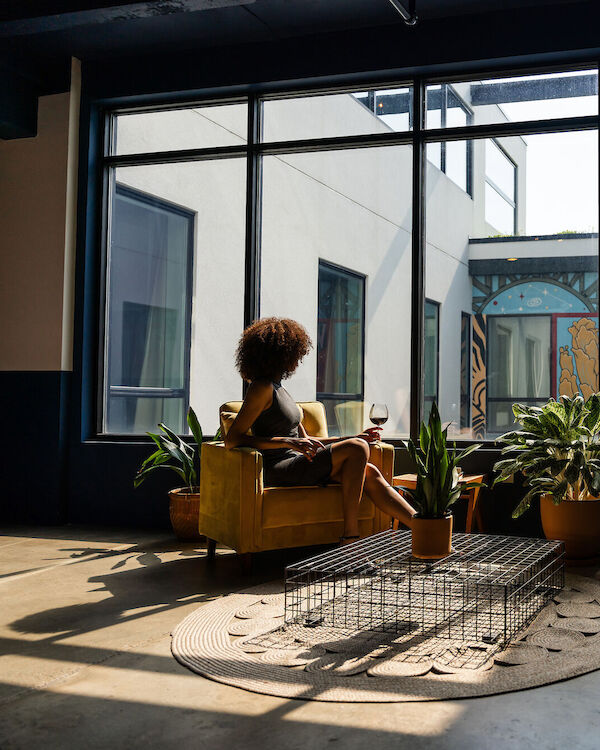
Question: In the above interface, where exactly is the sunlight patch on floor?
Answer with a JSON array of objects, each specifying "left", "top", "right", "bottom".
[{"left": 281, "top": 698, "right": 466, "bottom": 735}]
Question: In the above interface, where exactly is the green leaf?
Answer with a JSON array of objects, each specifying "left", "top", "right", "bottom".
[
  {"left": 139, "top": 448, "right": 167, "bottom": 470},
  {"left": 455, "top": 443, "right": 483, "bottom": 462},
  {"left": 134, "top": 463, "right": 186, "bottom": 488},
  {"left": 512, "top": 487, "right": 542, "bottom": 518},
  {"left": 187, "top": 407, "right": 203, "bottom": 450},
  {"left": 584, "top": 394, "right": 600, "bottom": 434}
]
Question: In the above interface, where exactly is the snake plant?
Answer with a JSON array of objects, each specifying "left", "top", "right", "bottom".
[
  {"left": 402, "top": 402, "right": 483, "bottom": 518},
  {"left": 134, "top": 407, "right": 204, "bottom": 492},
  {"left": 493, "top": 394, "right": 600, "bottom": 518}
]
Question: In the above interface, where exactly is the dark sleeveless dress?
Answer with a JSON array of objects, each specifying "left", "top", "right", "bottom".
[{"left": 252, "top": 382, "right": 334, "bottom": 488}]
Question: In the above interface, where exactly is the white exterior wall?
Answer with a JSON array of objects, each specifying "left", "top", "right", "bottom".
[
  {"left": 425, "top": 166, "right": 474, "bottom": 433},
  {"left": 261, "top": 146, "right": 413, "bottom": 435}
]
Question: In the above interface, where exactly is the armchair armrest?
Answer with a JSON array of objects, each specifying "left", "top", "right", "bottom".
[
  {"left": 367, "top": 441, "right": 395, "bottom": 484},
  {"left": 199, "top": 442, "right": 263, "bottom": 553}
]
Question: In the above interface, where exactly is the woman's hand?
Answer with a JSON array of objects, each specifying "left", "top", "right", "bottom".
[
  {"left": 285, "top": 437, "right": 325, "bottom": 461},
  {"left": 356, "top": 427, "right": 382, "bottom": 443}
]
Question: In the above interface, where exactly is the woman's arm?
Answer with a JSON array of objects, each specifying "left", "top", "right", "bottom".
[
  {"left": 299, "top": 422, "right": 382, "bottom": 444},
  {"left": 225, "top": 382, "right": 325, "bottom": 460}
]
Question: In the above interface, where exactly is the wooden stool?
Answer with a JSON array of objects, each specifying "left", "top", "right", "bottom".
[{"left": 392, "top": 473, "right": 485, "bottom": 533}]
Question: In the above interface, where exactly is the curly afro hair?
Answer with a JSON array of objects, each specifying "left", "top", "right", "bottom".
[{"left": 235, "top": 317, "right": 312, "bottom": 382}]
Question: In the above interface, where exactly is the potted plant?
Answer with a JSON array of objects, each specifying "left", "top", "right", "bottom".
[
  {"left": 135, "top": 407, "right": 205, "bottom": 540},
  {"left": 403, "top": 403, "right": 483, "bottom": 559},
  {"left": 493, "top": 394, "right": 600, "bottom": 562}
]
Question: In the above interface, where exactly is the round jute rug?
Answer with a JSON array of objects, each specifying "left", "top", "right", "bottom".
[{"left": 171, "top": 572, "right": 600, "bottom": 703}]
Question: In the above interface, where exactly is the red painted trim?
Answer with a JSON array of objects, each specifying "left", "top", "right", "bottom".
[{"left": 551, "top": 314, "right": 557, "bottom": 398}]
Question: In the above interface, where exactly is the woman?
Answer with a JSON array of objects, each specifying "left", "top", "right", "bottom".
[{"left": 225, "top": 317, "right": 415, "bottom": 542}]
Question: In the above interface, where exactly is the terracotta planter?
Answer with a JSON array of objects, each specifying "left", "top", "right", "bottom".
[
  {"left": 540, "top": 493, "right": 600, "bottom": 562},
  {"left": 169, "top": 488, "right": 203, "bottom": 541},
  {"left": 411, "top": 514, "right": 453, "bottom": 559}
]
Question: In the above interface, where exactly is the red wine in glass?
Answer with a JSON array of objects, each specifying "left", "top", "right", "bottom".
[{"left": 369, "top": 403, "right": 389, "bottom": 428}]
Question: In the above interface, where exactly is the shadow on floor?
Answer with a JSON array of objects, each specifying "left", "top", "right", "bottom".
[
  {"left": 0, "top": 680, "right": 463, "bottom": 750},
  {"left": 6, "top": 536, "right": 331, "bottom": 643}
]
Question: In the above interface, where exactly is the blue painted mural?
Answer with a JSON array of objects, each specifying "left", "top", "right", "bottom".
[{"left": 480, "top": 281, "right": 589, "bottom": 315}]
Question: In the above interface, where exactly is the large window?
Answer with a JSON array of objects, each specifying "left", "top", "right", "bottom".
[
  {"left": 103, "top": 104, "right": 248, "bottom": 435},
  {"left": 98, "top": 66, "right": 599, "bottom": 444},
  {"left": 316, "top": 262, "right": 365, "bottom": 436},
  {"left": 427, "top": 125, "right": 597, "bottom": 440},
  {"left": 105, "top": 185, "right": 193, "bottom": 434}
]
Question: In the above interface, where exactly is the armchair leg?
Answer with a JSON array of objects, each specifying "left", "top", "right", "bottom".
[{"left": 206, "top": 538, "right": 217, "bottom": 560}]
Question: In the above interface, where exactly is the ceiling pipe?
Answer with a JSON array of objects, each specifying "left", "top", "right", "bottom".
[{"left": 387, "top": 0, "right": 418, "bottom": 26}]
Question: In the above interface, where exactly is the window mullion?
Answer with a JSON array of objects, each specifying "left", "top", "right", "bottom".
[
  {"left": 411, "top": 78, "right": 426, "bottom": 441},
  {"left": 244, "top": 95, "right": 262, "bottom": 330}
]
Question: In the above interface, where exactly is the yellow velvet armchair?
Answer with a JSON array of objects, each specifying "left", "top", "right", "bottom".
[{"left": 198, "top": 400, "right": 394, "bottom": 555}]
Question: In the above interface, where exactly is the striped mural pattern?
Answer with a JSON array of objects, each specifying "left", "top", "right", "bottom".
[{"left": 472, "top": 313, "right": 487, "bottom": 440}]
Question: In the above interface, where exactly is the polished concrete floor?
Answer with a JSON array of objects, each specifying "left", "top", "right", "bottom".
[{"left": 1, "top": 527, "right": 600, "bottom": 750}]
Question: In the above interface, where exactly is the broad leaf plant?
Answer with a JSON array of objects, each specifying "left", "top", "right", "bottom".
[
  {"left": 135, "top": 406, "right": 207, "bottom": 492},
  {"left": 493, "top": 394, "right": 600, "bottom": 518},
  {"left": 402, "top": 403, "right": 483, "bottom": 518}
]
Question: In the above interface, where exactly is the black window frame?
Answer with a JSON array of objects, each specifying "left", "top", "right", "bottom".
[{"left": 88, "top": 61, "right": 599, "bottom": 444}]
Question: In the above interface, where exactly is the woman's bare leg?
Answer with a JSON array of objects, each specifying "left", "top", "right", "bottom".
[
  {"left": 330, "top": 438, "right": 370, "bottom": 538},
  {"left": 364, "top": 463, "right": 415, "bottom": 528}
]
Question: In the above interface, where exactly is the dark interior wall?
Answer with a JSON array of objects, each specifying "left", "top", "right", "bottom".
[{"left": 3, "top": 1, "right": 600, "bottom": 529}]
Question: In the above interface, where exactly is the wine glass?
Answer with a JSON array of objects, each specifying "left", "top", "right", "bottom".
[{"left": 369, "top": 404, "right": 389, "bottom": 439}]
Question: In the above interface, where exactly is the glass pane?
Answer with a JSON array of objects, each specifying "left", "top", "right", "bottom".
[
  {"left": 424, "top": 301, "right": 439, "bottom": 423},
  {"left": 261, "top": 145, "right": 412, "bottom": 438},
  {"left": 446, "top": 98, "right": 468, "bottom": 128},
  {"left": 486, "top": 140, "right": 515, "bottom": 200},
  {"left": 428, "top": 130, "right": 598, "bottom": 440},
  {"left": 488, "top": 316, "right": 551, "bottom": 398},
  {"left": 113, "top": 103, "right": 247, "bottom": 155},
  {"left": 104, "top": 159, "right": 246, "bottom": 435},
  {"left": 485, "top": 183, "right": 515, "bottom": 235},
  {"left": 261, "top": 86, "right": 412, "bottom": 142},
  {"left": 446, "top": 140, "right": 468, "bottom": 192},
  {"left": 426, "top": 70, "right": 597, "bottom": 128},
  {"left": 427, "top": 108, "right": 442, "bottom": 169},
  {"left": 317, "top": 264, "right": 364, "bottom": 397}
]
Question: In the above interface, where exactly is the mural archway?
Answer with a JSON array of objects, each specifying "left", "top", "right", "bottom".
[{"left": 470, "top": 280, "right": 598, "bottom": 439}]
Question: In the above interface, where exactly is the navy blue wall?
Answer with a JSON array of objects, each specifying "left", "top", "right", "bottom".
[{"left": 1, "top": 371, "right": 70, "bottom": 524}]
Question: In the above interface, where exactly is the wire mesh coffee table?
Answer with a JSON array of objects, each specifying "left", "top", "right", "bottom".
[{"left": 285, "top": 530, "right": 565, "bottom": 648}]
